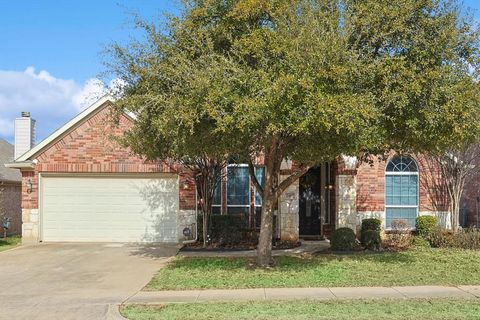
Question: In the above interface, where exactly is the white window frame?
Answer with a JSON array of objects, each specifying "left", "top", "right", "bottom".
[
  {"left": 226, "top": 164, "right": 251, "bottom": 213},
  {"left": 211, "top": 169, "right": 223, "bottom": 214},
  {"left": 254, "top": 166, "right": 265, "bottom": 208},
  {"left": 384, "top": 156, "right": 420, "bottom": 230}
]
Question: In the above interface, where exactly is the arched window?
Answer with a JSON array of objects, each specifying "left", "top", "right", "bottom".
[{"left": 385, "top": 156, "right": 419, "bottom": 228}]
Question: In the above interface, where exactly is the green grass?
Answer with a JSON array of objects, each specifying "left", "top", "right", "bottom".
[
  {"left": 0, "top": 235, "right": 21, "bottom": 252},
  {"left": 121, "top": 299, "right": 480, "bottom": 320},
  {"left": 147, "top": 247, "right": 480, "bottom": 290}
]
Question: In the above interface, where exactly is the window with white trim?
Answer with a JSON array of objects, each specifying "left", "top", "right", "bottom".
[
  {"left": 385, "top": 156, "right": 419, "bottom": 228},
  {"left": 212, "top": 175, "right": 222, "bottom": 215},
  {"left": 211, "top": 164, "right": 265, "bottom": 218},
  {"left": 254, "top": 166, "right": 266, "bottom": 226},
  {"left": 227, "top": 165, "right": 250, "bottom": 215}
]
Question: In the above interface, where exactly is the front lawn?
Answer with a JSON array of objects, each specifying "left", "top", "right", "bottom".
[
  {"left": 121, "top": 299, "right": 480, "bottom": 320},
  {"left": 0, "top": 235, "right": 21, "bottom": 252},
  {"left": 146, "top": 247, "right": 480, "bottom": 290}
]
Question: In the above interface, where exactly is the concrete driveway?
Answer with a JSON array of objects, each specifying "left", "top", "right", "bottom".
[{"left": 0, "top": 243, "right": 178, "bottom": 320}]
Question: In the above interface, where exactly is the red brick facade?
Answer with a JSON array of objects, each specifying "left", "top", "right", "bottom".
[
  {"left": 20, "top": 104, "right": 196, "bottom": 212},
  {"left": 16, "top": 98, "right": 460, "bottom": 243},
  {"left": 356, "top": 154, "right": 449, "bottom": 213}
]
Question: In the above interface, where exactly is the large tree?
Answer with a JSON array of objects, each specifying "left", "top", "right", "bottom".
[{"left": 107, "top": 0, "right": 480, "bottom": 266}]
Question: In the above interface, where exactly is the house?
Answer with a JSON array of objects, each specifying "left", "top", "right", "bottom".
[
  {"left": 0, "top": 138, "right": 22, "bottom": 236},
  {"left": 6, "top": 96, "right": 450, "bottom": 244}
]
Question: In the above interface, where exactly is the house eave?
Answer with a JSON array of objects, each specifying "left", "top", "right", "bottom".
[{"left": 4, "top": 161, "right": 36, "bottom": 170}]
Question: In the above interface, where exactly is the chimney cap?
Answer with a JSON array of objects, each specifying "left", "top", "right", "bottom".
[{"left": 21, "top": 111, "right": 30, "bottom": 118}]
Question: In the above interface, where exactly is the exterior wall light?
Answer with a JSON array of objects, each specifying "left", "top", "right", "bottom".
[{"left": 26, "top": 178, "right": 33, "bottom": 194}]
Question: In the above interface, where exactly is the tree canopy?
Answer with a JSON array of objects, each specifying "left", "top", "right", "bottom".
[{"left": 106, "top": 0, "right": 480, "bottom": 265}]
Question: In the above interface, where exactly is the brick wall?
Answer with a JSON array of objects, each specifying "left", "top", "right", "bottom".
[
  {"left": 356, "top": 153, "right": 449, "bottom": 213},
  {"left": 21, "top": 105, "right": 196, "bottom": 211}
]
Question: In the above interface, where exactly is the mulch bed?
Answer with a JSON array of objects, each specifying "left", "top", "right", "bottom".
[{"left": 181, "top": 240, "right": 301, "bottom": 252}]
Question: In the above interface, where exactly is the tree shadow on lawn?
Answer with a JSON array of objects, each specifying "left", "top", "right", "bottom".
[{"left": 168, "top": 250, "right": 418, "bottom": 272}]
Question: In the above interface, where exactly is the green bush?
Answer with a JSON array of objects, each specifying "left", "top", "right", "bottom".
[
  {"left": 362, "top": 230, "right": 381, "bottom": 250},
  {"left": 197, "top": 213, "right": 251, "bottom": 246},
  {"left": 361, "top": 218, "right": 382, "bottom": 246},
  {"left": 361, "top": 218, "right": 382, "bottom": 232},
  {"left": 330, "top": 227, "right": 357, "bottom": 251},
  {"left": 416, "top": 216, "right": 438, "bottom": 238},
  {"left": 211, "top": 215, "right": 247, "bottom": 246},
  {"left": 411, "top": 235, "right": 431, "bottom": 248}
]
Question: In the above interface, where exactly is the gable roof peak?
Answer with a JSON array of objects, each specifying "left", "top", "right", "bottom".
[{"left": 14, "top": 95, "right": 116, "bottom": 163}]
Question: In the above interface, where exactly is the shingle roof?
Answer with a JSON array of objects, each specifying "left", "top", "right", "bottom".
[{"left": 0, "top": 139, "right": 21, "bottom": 183}]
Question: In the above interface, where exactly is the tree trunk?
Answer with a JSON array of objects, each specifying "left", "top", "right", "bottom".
[
  {"left": 257, "top": 188, "right": 276, "bottom": 266},
  {"left": 257, "top": 139, "right": 282, "bottom": 267},
  {"left": 203, "top": 207, "right": 208, "bottom": 248},
  {"left": 450, "top": 188, "right": 462, "bottom": 232},
  {"left": 450, "top": 198, "right": 459, "bottom": 232}
]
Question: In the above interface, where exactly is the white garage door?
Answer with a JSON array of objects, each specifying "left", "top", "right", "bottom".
[{"left": 41, "top": 175, "right": 179, "bottom": 243}]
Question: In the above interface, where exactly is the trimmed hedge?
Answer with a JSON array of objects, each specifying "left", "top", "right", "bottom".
[
  {"left": 331, "top": 227, "right": 357, "bottom": 251},
  {"left": 362, "top": 230, "right": 381, "bottom": 250},
  {"left": 361, "top": 218, "right": 382, "bottom": 232},
  {"left": 416, "top": 216, "right": 438, "bottom": 238},
  {"left": 197, "top": 213, "right": 249, "bottom": 245},
  {"left": 361, "top": 218, "right": 382, "bottom": 247}
]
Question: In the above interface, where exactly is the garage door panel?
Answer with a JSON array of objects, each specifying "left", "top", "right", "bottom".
[{"left": 41, "top": 176, "right": 179, "bottom": 243}]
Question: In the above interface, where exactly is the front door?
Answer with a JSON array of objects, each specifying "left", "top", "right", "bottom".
[{"left": 299, "top": 167, "right": 321, "bottom": 236}]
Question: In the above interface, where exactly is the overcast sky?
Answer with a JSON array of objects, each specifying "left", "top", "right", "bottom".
[{"left": 0, "top": 0, "right": 478, "bottom": 143}]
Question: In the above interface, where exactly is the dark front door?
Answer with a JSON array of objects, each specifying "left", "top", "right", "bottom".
[{"left": 299, "top": 167, "right": 321, "bottom": 236}]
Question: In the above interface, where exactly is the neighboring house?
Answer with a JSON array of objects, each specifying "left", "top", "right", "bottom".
[
  {"left": 0, "top": 139, "right": 22, "bottom": 236},
  {"left": 7, "top": 96, "right": 450, "bottom": 244}
]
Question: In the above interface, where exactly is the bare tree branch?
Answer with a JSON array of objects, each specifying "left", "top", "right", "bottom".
[
  {"left": 276, "top": 166, "right": 310, "bottom": 198},
  {"left": 248, "top": 159, "right": 263, "bottom": 197}
]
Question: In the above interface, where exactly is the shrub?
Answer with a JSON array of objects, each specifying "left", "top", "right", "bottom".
[
  {"left": 455, "top": 228, "right": 480, "bottom": 250},
  {"left": 196, "top": 213, "right": 250, "bottom": 246},
  {"left": 362, "top": 230, "right": 381, "bottom": 250},
  {"left": 416, "top": 216, "right": 438, "bottom": 238},
  {"left": 211, "top": 215, "right": 246, "bottom": 246},
  {"left": 361, "top": 218, "right": 382, "bottom": 232},
  {"left": 361, "top": 218, "right": 382, "bottom": 246},
  {"left": 411, "top": 235, "right": 431, "bottom": 248},
  {"left": 430, "top": 227, "right": 480, "bottom": 250},
  {"left": 386, "top": 219, "right": 412, "bottom": 249},
  {"left": 330, "top": 227, "right": 357, "bottom": 251},
  {"left": 429, "top": 227, "right": 456, "bottom": 248}
]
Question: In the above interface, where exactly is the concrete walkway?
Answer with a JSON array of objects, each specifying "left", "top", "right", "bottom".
[{"left": 127, "top": 285, "right": 480, "bottom": 304}]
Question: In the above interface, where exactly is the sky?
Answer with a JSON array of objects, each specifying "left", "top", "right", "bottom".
[
  {"left": 0, "top": 0, "right": 181, "bottom": 143},
  {"left": 0, "top": 0, "right": 479, "bottom": 143}
]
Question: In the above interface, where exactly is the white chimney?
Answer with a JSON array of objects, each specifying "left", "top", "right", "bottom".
[{"left": 14, "top": 112, "right": 36, "bottom": 160}]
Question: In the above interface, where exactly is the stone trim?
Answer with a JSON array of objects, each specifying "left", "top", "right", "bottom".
[
  {"left": 336, "top": 174, "right": 357, "bottom": 232},
  {"left": 278, "top": 175, "right": 299, "bottom": 241}
]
